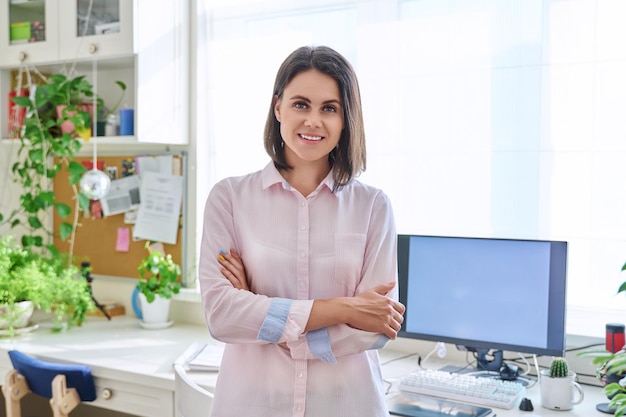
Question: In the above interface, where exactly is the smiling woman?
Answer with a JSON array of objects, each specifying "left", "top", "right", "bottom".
[{"left": 198, "top": 45, "right": 404, "bottom": 417}]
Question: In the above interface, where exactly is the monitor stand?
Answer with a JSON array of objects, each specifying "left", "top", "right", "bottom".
[
  {"left": 450, "top": 347, "right": 530, "bottom": 386},
  {"left": 476, "top": 348, "right": 503, "bottom": 372}
]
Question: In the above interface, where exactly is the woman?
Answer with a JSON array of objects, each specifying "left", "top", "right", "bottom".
[{"left": 199, "top": 45, "right": 405, "bottom": 417}]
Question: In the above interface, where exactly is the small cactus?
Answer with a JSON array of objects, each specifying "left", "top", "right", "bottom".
[{"left": 549, "top": 357, "right": 569, "bottom": 378}]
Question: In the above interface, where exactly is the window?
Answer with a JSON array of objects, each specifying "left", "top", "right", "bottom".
[{"left": 196, "top": 0, "right": 626, "bottom": 337}]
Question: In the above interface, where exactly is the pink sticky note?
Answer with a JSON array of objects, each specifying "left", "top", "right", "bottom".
[{"left": 116, "top": 227, "right": 131, "bottom": 252}]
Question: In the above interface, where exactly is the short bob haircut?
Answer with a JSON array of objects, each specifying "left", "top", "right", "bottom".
[{"left": 264, "top": 45, "right": 366, "bottom": 192}]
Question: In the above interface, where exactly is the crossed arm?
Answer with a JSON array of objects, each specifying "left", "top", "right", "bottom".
[{"left": 218, "top": 248, "right": 406, "bottom": 340}]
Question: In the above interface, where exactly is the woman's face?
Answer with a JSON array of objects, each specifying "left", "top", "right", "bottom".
[{"left": 274, "top": 69, "right": 344, "bottom": 169}]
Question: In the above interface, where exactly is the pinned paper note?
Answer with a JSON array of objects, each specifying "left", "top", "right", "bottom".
[
  {"left": 132, "top": 172, "right": 183, "bottom": 244},
  {"left": 116, "top": 227, "right": 131, "bottom": 252}
]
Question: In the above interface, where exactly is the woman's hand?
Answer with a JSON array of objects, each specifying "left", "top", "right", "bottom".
[
  {"left": 345, "top": 282, "right": 405, "bottom": 339},
  {"left": 218, "top": 248, "right": 249, "bottom": 291},
  {"left": 307, "top": 281, "right": 406, "bottom": 339}
]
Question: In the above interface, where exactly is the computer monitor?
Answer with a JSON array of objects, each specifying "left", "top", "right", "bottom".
[{"left": 397, "top": 234, "right": 567, "bottom": 373}]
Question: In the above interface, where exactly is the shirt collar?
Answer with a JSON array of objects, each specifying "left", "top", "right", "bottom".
[{"left": 261, "top": 162, "right": 336, "bottom": 192}]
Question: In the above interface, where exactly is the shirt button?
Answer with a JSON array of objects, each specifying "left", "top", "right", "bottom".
[
  {"left": 300, "top": 201, "right": 306, "bottom": 207},
  {"left": 300, "top": 225, "right": 306, "bottom": 231},
  {"left": 298, "top": 372, "right": 304, "bottom": 378},
  {"left": 299, "top": 251, "right": 305, "bottom": 258},
  {"left": 299, "top": 281, "right": 306, "bottom": 288}
]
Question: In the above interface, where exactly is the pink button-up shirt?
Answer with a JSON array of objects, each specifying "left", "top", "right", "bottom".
[{"left": 199, "top": 162, "right": 398, "bottom": 417}]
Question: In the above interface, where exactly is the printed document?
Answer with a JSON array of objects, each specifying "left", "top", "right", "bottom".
[{"left": 132, "top": 172, "right": 183, "bottom": 244}]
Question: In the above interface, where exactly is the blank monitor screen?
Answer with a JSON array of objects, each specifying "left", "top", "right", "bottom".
[{"left": 397, "top": 234, "right": 567, "bottom": 358}]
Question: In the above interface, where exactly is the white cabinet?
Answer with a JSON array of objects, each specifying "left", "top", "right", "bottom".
[
  {"left": 0, "top": 0, "right": 133, "bottom": 66},
  {"left": 0, "top": 0, "right": 59, "bottom": 66},
  {"left": 0, "top": 0, "right": 189, "bottom": 145},
  {"left": 60, "top": 0, "right": 134, "bottom": 61}
]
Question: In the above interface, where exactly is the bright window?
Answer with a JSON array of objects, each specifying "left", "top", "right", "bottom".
[{"left": 197, "top": 0, "right": 626, "bottom": 337}]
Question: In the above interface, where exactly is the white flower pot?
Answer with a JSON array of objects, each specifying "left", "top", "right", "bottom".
[
  {"left": 138, "top": 292, "right": 171, "bottom": 324},
  {"left": 539, "top": 370, "right": 584, "bottom": 410},
  {"left": 0, "top": 300, "right": 34, "bottom": 329}
]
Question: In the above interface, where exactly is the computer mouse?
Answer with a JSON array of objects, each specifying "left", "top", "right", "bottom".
[
  {"left": 499, "top": 363, "right": 519, "bottom": 380},
  {"left": 519, "top": 397, "right": 534, "bottom": 411}
]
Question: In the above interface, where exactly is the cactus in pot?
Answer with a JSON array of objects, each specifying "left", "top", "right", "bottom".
[{"left": 549, "top": 357, "right": 569, "bottom": 378}]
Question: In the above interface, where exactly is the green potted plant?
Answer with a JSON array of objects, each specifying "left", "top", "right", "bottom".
[
  {"left": 578, "top": 264, "right": 626, "bottom": 417},
  {"left": 134, "top": 242, "right": 181, "bottom": 327},
  {"left": 539, "top": 357, "right": 584, "bottom": 410},
  {"left": 577, "top": 263, "right": 626, "bottom": 416},
  {"left": 0, "top": 235, "right": 96, "bottom": 334},
  {"left": 96, "top": 80, "right": 127, "bottom": 136},
  {"left": 0, "top": 73, "right": 102, "bottom": 334}
]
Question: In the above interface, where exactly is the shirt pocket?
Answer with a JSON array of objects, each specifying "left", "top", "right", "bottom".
[{"left": 335, "top": 233, "right": 367, "bottom": 295}]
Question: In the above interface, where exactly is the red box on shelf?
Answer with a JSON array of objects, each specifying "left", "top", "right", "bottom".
[{"left": 8, "top": 89, "right": 29, "bottom": 138}]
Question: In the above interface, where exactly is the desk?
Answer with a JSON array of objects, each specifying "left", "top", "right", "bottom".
[
  {"left": 0, "top": 317, "right": 216, "bottom": 417},
  {"left": 380, "top": 350, "right": 610, "bottom": 417},
  {"left": 0, "top": 318, "right": 613, "bottom": 417}
]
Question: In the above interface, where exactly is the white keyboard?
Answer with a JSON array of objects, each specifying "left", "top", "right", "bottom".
[{"left": 398, "top": 369, "right": 526, "bottom": 410}]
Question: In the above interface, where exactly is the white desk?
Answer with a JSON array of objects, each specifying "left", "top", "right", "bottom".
[
  {"left": 0, "top": 317, "right": 217, "bottom": 417},
  {"left": 380, "top": 350, "right": 611, "bottom": 417},
  {"left": 0, "top": 317, "right": 613, "bottom": 417}
]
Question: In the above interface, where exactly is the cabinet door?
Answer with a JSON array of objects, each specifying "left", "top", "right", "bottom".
[
  {"left": 59, "top": 0, "right": 134, "bottom": 61},
  {"left": 0, "top": 0, "right": 60, "bottom": 67},
  {"left": 136, "top": 0, "right": 189, "bottom": 144}
]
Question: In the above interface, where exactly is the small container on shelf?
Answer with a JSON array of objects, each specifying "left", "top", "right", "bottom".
[
  {"left": 119, "top": 108, "right": 134, "bottom": 136},
  {"left": 105, "top": 113, "right": 119, "bottom": 136}
]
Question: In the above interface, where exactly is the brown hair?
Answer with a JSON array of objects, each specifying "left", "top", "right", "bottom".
[{"left": 263, "top": 46, "right": 366, "bottom": 191}]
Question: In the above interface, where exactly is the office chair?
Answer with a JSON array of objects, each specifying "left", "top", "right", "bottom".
[
  {"left": 174, "top": 363, "right": 213, "bottom": 417},
  {"left": 2, "top": 350, "right": 96, "bottom": 417}
]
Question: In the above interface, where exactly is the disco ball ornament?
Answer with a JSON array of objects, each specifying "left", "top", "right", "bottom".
[{"left": 79, "top": 169, "right": 111, "bottom": 200}]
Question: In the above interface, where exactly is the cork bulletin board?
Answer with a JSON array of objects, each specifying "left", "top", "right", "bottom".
[{"left": 52, "top": 152, "right": 186, "bottom": 279}]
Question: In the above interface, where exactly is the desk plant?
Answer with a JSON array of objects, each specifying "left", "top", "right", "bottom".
[
  {"left": 549, "top": 357, "right": 569, "bottom": 377},
  {"left": 136, "top": 242, "right": 182, "bottom": 303},
  {"left": 576, "top": 262, "right": 626, "bottom": 417},
  {"left": 539, "top": 357, "right": 584, "bottom": 410},
  {"left": 135, "top": 242, "right": 181, "bottom": 324},
  {"left": 0, "top": 235, "right": 95, "bottom": 333}
]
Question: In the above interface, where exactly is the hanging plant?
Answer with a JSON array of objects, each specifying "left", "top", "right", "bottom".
[{"left": 0, "top": 74, "right": 94, "bottom": 258}]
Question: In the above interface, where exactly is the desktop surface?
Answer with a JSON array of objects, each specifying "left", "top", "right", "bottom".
[
  {"left": 0, "top": 316, "right": 216, "bottom": 417},
  {"left": 380, "top": 349, "right": 609, "bottom": 417},
  {"left": 0, "top": 317, "right": 611, "bottom": 417}
]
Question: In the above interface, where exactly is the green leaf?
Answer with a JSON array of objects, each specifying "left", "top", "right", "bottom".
[
  {"left": 46, "top": 244, "right": 60, "bottom": 259},
  {"left": 59, "top": 222, "right": 73, "bottom": 241},
  {"left": 29, "top": 148, "right": 44, "bottom": 164},
  {"left": 39, "top": 191, "right": 55, "bottom": 206},
  {"left": 11, "top": 95, "right": 32, "bottom": 107},
  {"left": 55, "top": 203, "right": 71, "bottom": 219},
  {"left": 27, "top": 216, "right": 43, "bottom": 229},
  {"left": 22, "top": 235, "right": 43, "bottom": 248},
  {"left": 608, "top": 355, "right": 626, "bottom": 375},
  {"left": 34, "top": 84, "right": 52, "bottom": 109},
  {"left": 68, "top": 161, "right": 87, "bottom": 184},
  {"left": 77, "top": 193, "right": 90, "bottom": 212}
]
